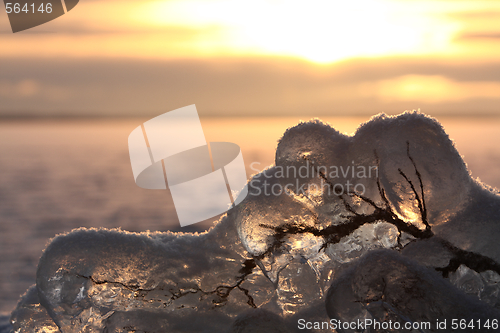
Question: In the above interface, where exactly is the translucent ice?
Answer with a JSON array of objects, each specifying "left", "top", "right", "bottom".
[
  {"left": 33, "top": 224, "right": 271, "bottom": 332},
  {"left": 9, "top": 286, "right": 59, "bottom": 332},
  {"left": 9, "top": 112, "right": 500, "bottom": 332},
  {"left": 325, "top": 250, "right": 500, "bottom": 333}
]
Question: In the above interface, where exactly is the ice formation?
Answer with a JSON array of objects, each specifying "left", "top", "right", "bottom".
[{"left": 5, "top": 112, "right": 500, "bottom": 332}]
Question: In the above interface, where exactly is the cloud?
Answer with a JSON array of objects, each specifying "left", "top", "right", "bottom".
[
  {"left": 0, "top": 79, "right": 74, "bottom": 103},
  {"left": 0, "top": 79, "right": 40, "bottom": 98},
  {"left": 1, "top": 56, "right": 500, "bottom": 117},
  {"left": 447, "top": 8, "right": 500, "bottom": 43},
  {"left": 456, "top": 32, "right": 500, "bottom": 41},
  {"left": 448, "top": 10, "right": 500, "bottom": 21},
  {"left": 361, "top": 75, "right": 500, "bottom": 103}
]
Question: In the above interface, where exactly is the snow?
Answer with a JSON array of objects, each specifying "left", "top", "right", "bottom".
[{"left": 7, "top": 111, "right": 500, "bottom": 332}]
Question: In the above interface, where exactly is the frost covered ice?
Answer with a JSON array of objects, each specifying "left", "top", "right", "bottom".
[{"left": 6, "top": 112, "right": 500, "bottom": 332}]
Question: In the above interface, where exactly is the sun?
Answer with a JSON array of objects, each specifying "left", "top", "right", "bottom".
[{"left": 133, "top": 0, "right": 461, "bottom": 64}]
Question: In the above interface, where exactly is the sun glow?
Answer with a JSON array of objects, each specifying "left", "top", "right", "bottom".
[
  {"left": 3, "top": 0, "right": 499, "bottom": 64},
  {"left": 133, "top": 0, "right": 461, "bottom": 63}
]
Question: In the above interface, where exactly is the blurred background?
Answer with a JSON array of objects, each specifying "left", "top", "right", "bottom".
[
  {"left": 1, "top": 0, "right": 500, "bottom": 314},
  {"left": 1, "top": 0, "right": 500, "bottom": 116}
]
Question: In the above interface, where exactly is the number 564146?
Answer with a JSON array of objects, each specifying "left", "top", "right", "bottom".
[{"left": 5, "top": 3, "right": 53, "bottom": 14}]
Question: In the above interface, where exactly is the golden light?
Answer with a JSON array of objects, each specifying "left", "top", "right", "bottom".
[
  {"left": 2, "top": 0, "right": 500, "bottom": 64},
  {"left": 133, "top": 0, "right": 462, "bottom": 63}
]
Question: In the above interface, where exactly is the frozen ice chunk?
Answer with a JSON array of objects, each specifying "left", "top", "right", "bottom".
[
  {"left": 228, "top": 309, "right": 288, "bottom": 333},
  {"left": 480, "top": 270, "right": 500, "bottom": 307},
  {"left": 235, "top": 168, "right": 321, "bottom": 259},
  {"left": 326, "top": 250, "right": 500, "bottom": 333},
  {"left": 450, "top": 264, "right": 485, "bottom": 298},
  {"left": 11, "top": 111, "right": 500, "bottom": 331},
  {"left": 234, "top": 168, "right": 324, "bottom": 287},
  {"left": 401, "top": 237, "right": 455, "bottom": 268},
  {"left": 34, "top": 218, "right": 270, "bottom": 332},
  {"left": 275, "top": 119, "right": 345, "bottom": 169},
  {"left": 9, "top": 285, "right": 58, "bottom": 332},
  {"left": 102, "top": 310, "right": 233, "bottom": 332},
  {"left": 234, "top": 112, "right": 500, "bottom": 319}
]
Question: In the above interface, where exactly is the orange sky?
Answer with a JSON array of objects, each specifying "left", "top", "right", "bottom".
[{"left": 1, "top": 0, "right": 500, "bottom": 117}]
